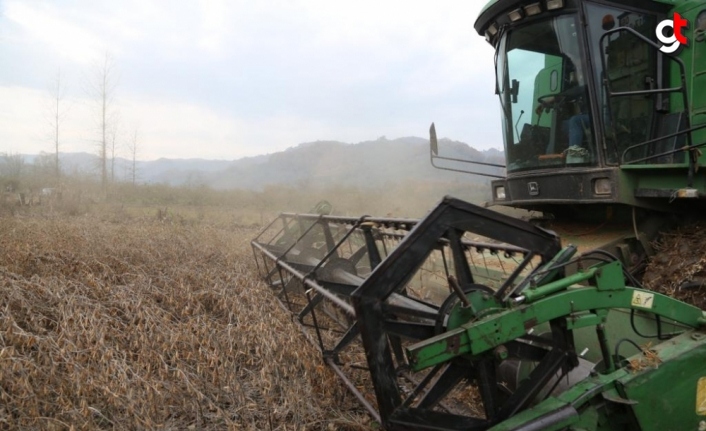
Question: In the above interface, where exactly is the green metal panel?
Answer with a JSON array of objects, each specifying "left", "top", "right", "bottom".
[
  {"left": 573, "top": 308, "right": 683, "bottom": 365},
  {"left": 532, "top": 55, "right": 563, "bottom": 126},
  {"left": 619, "top": 331, "right": 706, "bottom": 431},
  {"left": 631, "top": 167, "right": 706, "bottom": 190},
  {"left": 487, "top": 331, "right": 706, "bottom": 430},
  {"left": 681, "top": 2, "right": 706, "bottom": 159}
]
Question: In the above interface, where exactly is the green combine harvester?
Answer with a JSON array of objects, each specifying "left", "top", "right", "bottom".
[{"left": 252, "top": 0, "right": 706, "bottom": 429}]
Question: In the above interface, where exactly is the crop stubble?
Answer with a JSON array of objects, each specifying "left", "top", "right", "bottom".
[{"left": 0, "top": 212, "right": 368, "bottom": 430}]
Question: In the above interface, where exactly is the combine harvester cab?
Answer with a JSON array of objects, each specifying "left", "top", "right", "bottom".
[{"left": 253, "top": 0, "right": 706, "bottom": 429}]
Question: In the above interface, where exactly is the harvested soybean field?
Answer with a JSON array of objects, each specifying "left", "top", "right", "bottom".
[{"left": 0, "top": 207, "right": 370, "bottom": 430}]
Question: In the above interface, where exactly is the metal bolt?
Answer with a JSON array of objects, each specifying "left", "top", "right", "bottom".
[{"left": 494, "top": 345, "right": 509, "bottom": 361}]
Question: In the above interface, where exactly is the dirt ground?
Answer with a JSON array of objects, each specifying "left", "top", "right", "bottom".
[{"left": 0, "top": 208, "right": 369, "bottom": 430}]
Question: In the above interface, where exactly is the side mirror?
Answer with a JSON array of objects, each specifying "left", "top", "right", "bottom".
[
  {"left": 428, "top": 122, "right": 505, "bottom": 178},
  {"left": 430, "top": 123, "right": 438, "bottom": 156},
  {"left": 511, "top": 79, "right": 520, "bottom": 104}
]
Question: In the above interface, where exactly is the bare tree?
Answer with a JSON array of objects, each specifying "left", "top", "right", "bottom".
[
  {"left": 49, "top": 69, "right": 67, "bottom": 183},
  {"left": 109, "top": 120, "right": 120, "bottom": 184},
  {"left": 87, "top": 52, "right": 119, "bottom": 194},
  {"left": 126, "top": 128, "right": 139, "bottom": 185}
]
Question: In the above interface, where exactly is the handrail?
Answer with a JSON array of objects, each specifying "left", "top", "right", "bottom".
[
  {"left": 598, "top": 26, "right": 696, "bottom": 185},
  {"left": 620, "top": 123, "right": 706, "bottom": 165}
]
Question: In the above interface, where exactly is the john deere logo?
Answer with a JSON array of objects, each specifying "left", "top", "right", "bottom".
[{"left": 528, "top": 182, "right": 539, "bottom": 196}]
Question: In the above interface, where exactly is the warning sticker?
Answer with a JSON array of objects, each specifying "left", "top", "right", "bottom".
[
  {"left": 631, "top": 291, "right": 654, "bottom": 309},
  {"left": 697, "top": 377, "right": 706, "bottom": 415}
]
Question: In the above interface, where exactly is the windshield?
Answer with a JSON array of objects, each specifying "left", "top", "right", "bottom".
[{"left": 497, "top": 15, "right": 596, "bottom": 173}]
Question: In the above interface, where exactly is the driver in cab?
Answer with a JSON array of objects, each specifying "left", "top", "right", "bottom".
[{"left": 535, "top": 70, "right": 590, "bottom": 151}]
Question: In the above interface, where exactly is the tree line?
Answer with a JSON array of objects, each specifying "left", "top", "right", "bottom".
[{"left": 3, "top": 52, "right": 140, "bottom": 196}]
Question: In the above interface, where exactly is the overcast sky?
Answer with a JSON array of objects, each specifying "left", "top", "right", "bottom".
[{"left": 0, "top": 0, "right": 500, "bottom": 160}]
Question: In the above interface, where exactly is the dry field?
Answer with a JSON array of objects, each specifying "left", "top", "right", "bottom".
[{"left": 0, "top": 206, "right": 370, "bottom": 430}]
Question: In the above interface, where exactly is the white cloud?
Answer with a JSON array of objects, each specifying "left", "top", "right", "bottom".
[
  {"left": 4, "top": 2, "right": 106, "bottom": 64},
  {"left": 0, "top": 1, "right": 504, "bottom": 160}
]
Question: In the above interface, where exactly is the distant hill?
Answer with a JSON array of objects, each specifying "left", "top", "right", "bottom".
[
  {"left": 205, "top": 137, "right": 504, "bottom": 190},
  {"left": 35, "top": 137, "right": 505, "bottom": 191}
]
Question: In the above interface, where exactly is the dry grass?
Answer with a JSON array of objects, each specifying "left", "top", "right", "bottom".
[
  {"left": 627, "top": 343, "right": 662, "bottom": 373},
  {"left": 0, "top": 209, "right": 369, "bottom": 430}
]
